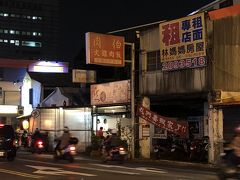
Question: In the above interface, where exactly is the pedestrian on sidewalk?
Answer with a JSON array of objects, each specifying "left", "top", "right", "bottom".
[{"left": 96, "top": 127, "right": 104, "bottom": 139}]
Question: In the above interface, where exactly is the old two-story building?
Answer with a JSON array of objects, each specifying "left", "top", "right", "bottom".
[{"left": 137, "top": 2, "right": 240, "bottom": 163}]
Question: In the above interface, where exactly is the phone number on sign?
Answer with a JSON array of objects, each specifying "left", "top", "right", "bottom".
[{"left": 162, "top": 56, "right": 207, "bottom": 71}]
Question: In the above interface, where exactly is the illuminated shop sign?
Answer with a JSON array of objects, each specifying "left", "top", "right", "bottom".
[
  {"left": 91, "top": 80, "right": 130, "bottom": 105},
  {"left": 28, "top": 61, "right": 68, "bottom": 73},
  {"left": 159, "top": 13, "right": 207, "bottom": 71},
  {"left": 0, "top": 105, "right": 18, "bottom": 114},
  {"left": 86, "top": 32, "right": 125, "bottom": 67}
]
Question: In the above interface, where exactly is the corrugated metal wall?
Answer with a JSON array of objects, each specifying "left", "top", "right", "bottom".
[
  {"left": 213, "top": 15, "right": 240, "bottom": 91},
  {"left": 34, "top": 108, "right": 92, "bottom": 152}
]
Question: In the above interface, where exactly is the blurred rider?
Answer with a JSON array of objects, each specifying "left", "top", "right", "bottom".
[
  {"left": 104, "top": 129, "right": 121, "bottom": 156},
  {"left": 229, "top": 125, "right": 240, "bottom": 166},
  {"left": 56, "top": 126, "right": 71, "bottom": 155}
]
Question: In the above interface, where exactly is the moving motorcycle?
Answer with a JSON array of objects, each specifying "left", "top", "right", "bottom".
[
  {"left": 31, "top": 138, "right": 45, "bottom": 154},
  {"left": 218, "top": 146, "right": 240, "bottom": 180},
  {"left": 101, "top": 145, "right": 128, "bottom": 163},
  {"left": 53, "top": 137, "right": 78, "bottom": 163}
]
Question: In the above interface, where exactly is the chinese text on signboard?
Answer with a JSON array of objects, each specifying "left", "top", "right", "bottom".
[
  {"left": 86, "top": 32, "right": 125, "bottom": 67},
  {"left": 91, "top": 80, "right": 130, "bottom": 106},
  {"left": 159, "top": 13, "right": 206, "bottom": 71},
  {"left": 138, "top": 105, "right": 188, "bottom": 137}
]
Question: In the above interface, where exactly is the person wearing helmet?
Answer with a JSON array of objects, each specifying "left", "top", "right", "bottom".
[
  {"left": 57, "top": 126, "right": 71, "bottom": 150},
  {"left": 104, "top": 129, "right": 122, "bottom": 156},
  {"left": 229, "top": 125, "right": 240, "bottom": 165},
  {"left": 31, "top": 128, "right": 42, "bottom": 148}
]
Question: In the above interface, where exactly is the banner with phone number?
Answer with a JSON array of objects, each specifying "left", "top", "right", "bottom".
[{"left": 159, "top": 13, "right": 206, "bottom": 71}]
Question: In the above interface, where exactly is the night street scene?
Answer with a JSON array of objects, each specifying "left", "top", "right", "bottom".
[{"left": 0, "top": 0, "right": 240, "bottom": 179}]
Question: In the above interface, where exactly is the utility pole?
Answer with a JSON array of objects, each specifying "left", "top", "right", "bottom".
[{"left": 125, "top": 42, "right": 135, "bottom": 159}]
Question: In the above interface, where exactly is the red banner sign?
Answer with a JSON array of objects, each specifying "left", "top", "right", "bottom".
[{"left": 138, "top": 105, "right": 188, "bottom": 137}]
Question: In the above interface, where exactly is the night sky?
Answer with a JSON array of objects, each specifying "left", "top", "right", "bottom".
[{"left": 59, "top": 0, "right": 216, "bottom": 61}]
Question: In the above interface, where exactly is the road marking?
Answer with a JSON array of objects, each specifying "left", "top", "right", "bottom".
[
  {"left": 90, "top": 164, "right": 167, "bottom": 174},
  {"left": 18, "top": 158, "right": 140, "bottom": 175},
  {"left": 0, "top": 168, "right": 42, "bottom": 179},
  {"left": 135, "top": 167, "right": 167, "bottom": 174},
  {"left": 17, "top": 152, "right": 95, "bottom": 161},
  {"left": 26, "top": 165, "right": 96, "bottom": 177}
]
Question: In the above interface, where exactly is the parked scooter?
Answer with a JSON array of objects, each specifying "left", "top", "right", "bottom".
[
  {"left": 101, "top": 145, "right": 128, "bottom": 163},
  {"left": 170, "top": 138, "right": 188, "bottom": 161},
  {"left": 218, "top": 144, "right": 240, "bottom": 179},
  {"left": 53, "top": 137, "right": 78, "bottom": 163},
  {"left": 153, "top": 144, "right": 171, "bottom": 160}
]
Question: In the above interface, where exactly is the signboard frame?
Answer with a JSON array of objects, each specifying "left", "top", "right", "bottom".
[
  {"left": 86, "top": 32, "right": 125, "bottom": 67},
  {"left": 159, "top": 12, "right": 207, "bottom": 71},
  {"left": 91, "top": 80, "right": 130, "bottom": 106}
]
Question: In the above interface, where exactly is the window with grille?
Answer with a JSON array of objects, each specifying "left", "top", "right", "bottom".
[{"left": 146, "top": 51, "right": 161, "bottom": 71}]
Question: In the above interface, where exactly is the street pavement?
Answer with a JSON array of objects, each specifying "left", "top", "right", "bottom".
[
  {"left": 19, "top": 149, "right": 217, "bottom": 172},
  {"left": 0, "top": 149, "right": 219, "bottom": 180}
]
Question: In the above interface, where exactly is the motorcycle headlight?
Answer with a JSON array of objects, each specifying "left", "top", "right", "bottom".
[
  {"left": 70, "top": 146, "right": 76, "bottom": 151},
  {"left": 37, "top": 141, "right": 43, "bottom": 145}
]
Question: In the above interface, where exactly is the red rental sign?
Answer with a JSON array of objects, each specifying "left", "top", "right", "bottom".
[{"left": 138, "top": 105, "right": 188, "bottom": 137}]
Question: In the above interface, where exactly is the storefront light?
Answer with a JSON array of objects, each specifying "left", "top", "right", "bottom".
[
  {"left": 44, "top": 120, "right": 53, "bottom": 129},
  {"left": 22, "top": 120, "right": 29, "bottom": 130}
]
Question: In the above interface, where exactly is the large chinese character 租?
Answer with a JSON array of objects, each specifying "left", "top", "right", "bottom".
[
  {"left": 192, "top": 16, "right": 203, "bottom": 29},
  {"left": 162, "top": 22, "right": 180, "bottom": 46},
  {"left": 162, "top": 24, "right": 171, "bottom": 46},
  {"left": 182, "top": 20, "right": 191, "bottom": 31},
  {"left": 170, "top": 22, "right": 180, "bottom": 45},
  {"left": 192, "top": 28, "right": 203, "bottom": 41}
]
